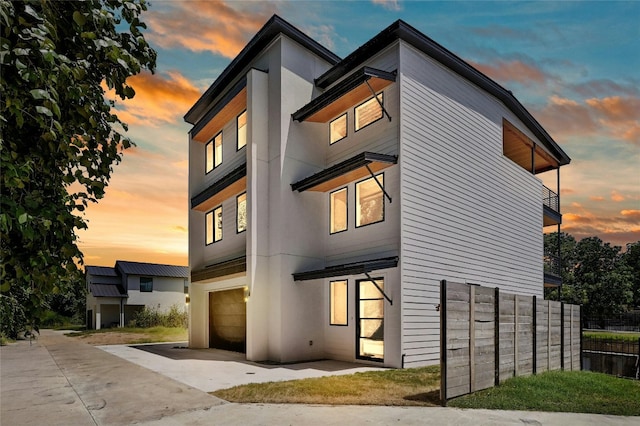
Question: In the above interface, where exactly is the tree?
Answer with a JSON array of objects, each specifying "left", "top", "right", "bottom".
[
  {"left": 0, "top": 0, "right": 156, "bottom": 338},
  {"left": 622, "top": 242, "right": 640, "bottom": 310}
]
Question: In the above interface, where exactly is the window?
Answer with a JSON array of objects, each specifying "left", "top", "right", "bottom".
[
  {"left": 206, "top": 206, "right": 223, "bottom": 245},
  {"left": 330, "top": 187, "right": 347, "bottom": 234},
  {"left": 330, "top": 113, "right": 347, "bottom": 144},
  {"left": 140, "top": 277, "right": 153, "bottom": 292},
  {"left": 236, "top": 192, "right": 247, "bottom": 233},
  {"left": 206, "top": 132, "right": 223, "bottom": 173},
  {"left": 355, "top": 93, "right": 383, "bottom": 131},
  {"left": 356, "top": 174, "right": 384, "bottom": 227},
  {"left": 330, "top": 280, "right": 348, "bottom": 325},
  {"left": 237, "top": 110, "right": 247, "bottom": 150}
]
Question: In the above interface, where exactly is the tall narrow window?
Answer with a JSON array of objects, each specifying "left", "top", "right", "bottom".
[
  {"left": 205, "top": 140, "right": 214, "bottom": 173},
  {"left": 237, "top": 110, "right": 247, "bottom": 150},
  {"left": 355, "top": 93, "right": 383, "bottom": 131},
  {"left": 330, "top": 187, "right": 347, "bottom": 234},
  {"left": 140, "top": 277, "right": 153, "bottom": 292},
  {"left": 330, "top": 113, "right": 347, "bottom": 144},
  {"left": 236, "top": 192, "right": 247, "bottom": 233},
  {"left": 214, "top": 132, "right": 223, "bottom": 168},
  {"left": 356, "top": 174, "right": 384, "bottom": 227},
  {"left": 330, "top": 280, "right": 348, "bottom": 326},
  {"left": 206, "top": 132, "right": 223, "bottom": 173},
  {"left": 206, "top": 206, "right": 223, "bottom": 245}
]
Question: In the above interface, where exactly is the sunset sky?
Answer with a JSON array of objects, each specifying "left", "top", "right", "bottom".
[{"left": 78, "top": 0, "right": 640, "bottom": 268}]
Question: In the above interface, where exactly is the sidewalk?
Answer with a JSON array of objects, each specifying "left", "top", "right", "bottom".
[{"left": 1, "top": 330, "right": 638, "bottom": 425}]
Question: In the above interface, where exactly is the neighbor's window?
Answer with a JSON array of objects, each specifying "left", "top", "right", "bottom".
[
  {"left": 330, "top": 280, "right": 348, "bottom": 325},
  {"left": 206, "top": 206, "right": 223, "bottom": 244},
  {"left": 140, "top": 277, "right": 153, "bottom": 292},
  {"left": 237, "top": 192, "right": 247, "bottom": 233},
  {"left": 206, "top": 132, "right": 223, "bottom": 173},
  {"left": 330, "top": 187, "right": 347, "bottom": 234},
  {"left": 330, "top": 113, "right": 347, "bottom": 144},
  {"left": 355, "top": 93, "right": 383, "bottom": 131},
  {"left": 237, "top": 110, "right": 247, "bottom": 150},
  {"left": 356, "top": 174, "right": 384, "bottom": 227}
]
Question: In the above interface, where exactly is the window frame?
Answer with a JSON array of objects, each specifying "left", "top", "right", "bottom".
[
  {"left": 329, "top": 113, "right": 348, "bottom": 145},
  {"left": 236, "top": 192, "right": 247, "bottom": 234},
  {"left": 355, "top": 172, "right": 385, "bottom": 228},
  {"left": 354, "top": 92, "right": 384, "bottom": 132},
  {"left": 329, "top": 186, "right": 348, "bottom": 235},
  {"left": 139, "top": 277, "right": 153, "bottom": 292},
  {"left": 236, "top": 110, "right": 247, "bottom": 151},
  {"left": 205, "top": 205, "right": 223, "bottom": 245},
  {"left": 206, "top": 131, "right": 223, "bottom": 174},
  {"left": 330, "top": 279, "right": 348, "bottom": 326}
]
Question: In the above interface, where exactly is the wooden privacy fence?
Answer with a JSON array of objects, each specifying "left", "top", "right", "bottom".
[{"left": 440, "top": 280, "right": 581, "bottom": 403}]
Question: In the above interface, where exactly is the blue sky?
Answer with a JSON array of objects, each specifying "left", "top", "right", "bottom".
[{"left": 79, "top": 0, "right": 640, "bottom": 266}]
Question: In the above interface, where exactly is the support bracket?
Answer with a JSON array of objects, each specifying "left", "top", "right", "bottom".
[
  {"left": 364, "top": 271, "right": 392, "bottom": 305},
  {"left": 365, "top": 80, "right": 392, "bottom": 122},
  {"left": 365, "top": 164, "right": 392, "bottom": 203}
]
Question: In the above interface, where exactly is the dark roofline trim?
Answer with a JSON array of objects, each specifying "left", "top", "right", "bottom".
[
  {"left": 292, "top": 67, "right": 396, "bottom": 122},
  {"left": 293, "top": 256, "right": 398, "bottom": 281},
  {"left": 191, "top": 256, "right": 247, "bottom": 282},
  {"left": 291, "top": 152, "right": 397, "bottom": 192},
  {"left": 191, "top": 163, "right": 247, "bottom": 209},
  {"left": 191, "top": 77, "right": 247, "bottom": 138},
  {"left": 315, "top": 20, "right": 570, "bottom": 166},
  {"left": 184, "top": 15, "right": 340, "bottom": 125}
]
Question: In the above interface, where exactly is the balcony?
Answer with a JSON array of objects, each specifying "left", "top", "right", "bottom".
[
  {"left": 544, "top": 249, "right": 562, "bottom": 287},
  {"left": 543, "top": 185, "right": 561, "bottom": 226}
]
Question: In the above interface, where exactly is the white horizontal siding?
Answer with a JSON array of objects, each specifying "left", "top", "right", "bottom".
[{"left": 398, "top": 42, "right": 543, "bottom": 367}]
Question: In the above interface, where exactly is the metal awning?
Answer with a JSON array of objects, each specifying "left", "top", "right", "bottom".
[
  {"left": 191, "top": 163, "right": 247, "bottom": 212},
  {"left": 291, "top": 151, "right": 397, "bottom": 193},
  {"left": 292, "top": 256, "right": 398, "bottom": 281},
  {"left": 292, "top": 67, "right": 396, "bottom": 123},
  {"left": 90, "top": 284, "right": 127, "bottom": 298},
  {"left": 191, "top": 256, "right": 247, "bottom": 283}
]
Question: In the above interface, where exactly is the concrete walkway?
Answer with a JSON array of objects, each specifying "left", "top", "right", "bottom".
[{"left": 1, "top": 330, "right": 638, "bottom": 425}]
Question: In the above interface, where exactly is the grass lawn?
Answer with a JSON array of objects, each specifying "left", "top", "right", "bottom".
[
  {"left": 66, "top": 326, "right": 188, "bottom": 345},
  {"left": 583, "top": 330, "right": 640, "bottom": 341},
  {"left": 448, "top": 370, "right": 640, "bottom": 416},
  {"left": 212, "top": 366, "right": 441, "bottom": 406}
]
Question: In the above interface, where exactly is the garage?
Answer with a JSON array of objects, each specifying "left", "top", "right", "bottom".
[{"left": 209, "top": 288, "right": 246, "bottom": 353}]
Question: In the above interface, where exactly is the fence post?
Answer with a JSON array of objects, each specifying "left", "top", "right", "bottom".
[
  {"left": 469, "top": 284, "right": 476, "bottom": 392},
  {"left": 533, "top": 295, "right": 537, "bottom": 374},
  {"left": 580, "top": 305, "right": 583, "bottom": 371},
  {"left": 494, "top": 287, "right": 500, "bottom": 386},
  {"left": 561, "top": 303, "right": 565, "bottom": 371},
  {"left": 440, "top": 280, "right": 447, "bottom": 406}
]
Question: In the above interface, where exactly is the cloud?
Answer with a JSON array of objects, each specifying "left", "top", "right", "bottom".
[
  {"left": 621, "top": 210, "right": 640, "bottom": 219},
  {"left": 470, "top": 59, "right": 549, "bottom": 87},
  {"left": 611, "top": 190, "right": 625, "bottom": 202},
  {"left": 107, "top": 71, "right": 202, "bottom": 127},
  {"left": 146, "top": 1, "right": 275, "bottom": 59},
  {"left": 372, "top": 0, "right": 401, "bottom": 11},
  {"left": 302, "top": 24, "right": 337, "bottom": 51},
  {"left": 589, "top": 196, "right": 605, "bottom": 202}
]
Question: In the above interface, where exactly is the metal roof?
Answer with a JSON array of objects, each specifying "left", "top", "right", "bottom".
[
  {"left": 115, "top": 261, "right": 188, "bottom": 278},
  {"left": 90, "top": 283, "right": 127, "bottom": 298},
  {"left": 85, "top": 266, "right": 118, "bottom": 277}
]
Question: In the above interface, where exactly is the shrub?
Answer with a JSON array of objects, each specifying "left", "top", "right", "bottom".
[{"left": 128, "top": 304, "right": 187, "bottom": 328}]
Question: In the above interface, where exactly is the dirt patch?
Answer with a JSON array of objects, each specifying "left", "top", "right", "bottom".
[{"left": 75, "top": 332, "right": 150, "bottom": 345}]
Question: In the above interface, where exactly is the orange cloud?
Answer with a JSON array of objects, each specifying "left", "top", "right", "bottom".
[
  {"left": 589, "top": 196, "right": 605, "bottom": 202},
  {"left": 107, "top": 71, "right": 201, "bottom": 127},
  {"left": 621, "top": 210, "right": 640, "bottom": 219},
  {"left": 611, "top": 190, "right": 625, "bottom": 202},
  {"left": 147, "top": 1, "right": 275, "bottom": 59},
  {"left": 471, "top": 59, "right": 547, "bottom": 86}
]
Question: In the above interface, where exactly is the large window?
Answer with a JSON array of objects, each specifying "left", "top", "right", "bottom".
[
  {"left": 330, "top": 280, "right": 348, "bottom": 326},
  {"left": 206, "top": 132, "right": 223, "bottom": 173},
  {"left": 330, "top": 113, "right": 347, "bottom": 144},
  {"left": 140, "top": 277, "right": 153, "bottom": 292},
  {"left": 357, "top": 278, "right": 384, "bottom": 361},
  {"left": 236, "top": 192, "right": 247, "bottom": 233},
  {"left": 206, "top": 206, "right": 223, "bottom": 245},
  {"left": 355, "top": 93, "right": 383, "bottom": 131},
  {"left": 356, "top": 174, "right": 384, "bottom": 227},
  {"left": 330, "top": 187, "right": 347, "bottom": 234},
  {"left": 237, "top": 110, "right": 247, "bottom": 150}
]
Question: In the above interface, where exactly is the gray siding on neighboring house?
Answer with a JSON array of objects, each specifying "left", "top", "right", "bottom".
[{"left": 398, "top": 42, "right": 543, "bottom": 367}]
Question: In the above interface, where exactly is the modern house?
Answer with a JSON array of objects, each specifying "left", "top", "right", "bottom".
[
  {"left": 86, "top": 260, "right": 189, "bottom": 329},
  {"left": 184, "top": 16, "right": 570, "bottom": 368}
]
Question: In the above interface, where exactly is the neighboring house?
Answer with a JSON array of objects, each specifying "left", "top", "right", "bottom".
[
  {"left": 184, "top": 16, "right": 570, "bottom": 368},
  {"left": 86, "top": 261, "right": 189, "bottom": 329}
]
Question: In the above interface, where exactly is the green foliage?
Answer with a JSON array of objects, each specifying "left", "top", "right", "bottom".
[
  {"left": 622, "top": 242, "right": 640, "bottom": 309},
  {"left": 0, "top": 0, "right": 156, "bottom": 337},
  {"left": 128, "top": 305, "right": 187, "bottom": 329}
]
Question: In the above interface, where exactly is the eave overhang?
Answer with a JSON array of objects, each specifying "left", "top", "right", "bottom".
[
  {"left": 315, "top": 20, "right": 570, "bottom": 167},
  {"left": 291, "top": 152, "right": 397, "bottom": 193},
  {"left": 293, "top": 256, "right": 398, "bottom": 281},
  {"left": 292, "top": 67, "right": 396, "bottom": 123},
  {"left": 191, "top": 163, "right": 247, "bottom": 212},
  {"left": 544, "top": 273, "right": 562, "bottom": 288},
  {"left": 191, "top": 256, "right": 247, "bottom": 283},
  {"left": 191, "top": 78, "right": 247, "bottom": 143},
  {"left": 184, "top": 15, "right": 340, "bottom": 126},
  {"left": 543, "top": 206, "right": 562, "bottom": 227}
]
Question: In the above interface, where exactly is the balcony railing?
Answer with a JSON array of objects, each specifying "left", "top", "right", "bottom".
[
  {"left": 543, "top": 185, "right": 559, "bottom": 213},
  {"left": 544, "top": 249, "right": 561, "bottom": 278}
]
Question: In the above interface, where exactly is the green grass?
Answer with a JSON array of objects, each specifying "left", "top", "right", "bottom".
[
  {"left": 449, "top": 370, "right": 640, "bottom": 416},
  {"left": 583, "top": 330, "right": 640, "bottom": 341},
  {"left": 66, "top": 326, "right": 188, "bottom": 344},
  {"left": 212, "top": 366, "right": 441, "bottom": 406}
]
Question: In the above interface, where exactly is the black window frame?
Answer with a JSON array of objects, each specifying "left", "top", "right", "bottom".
[
  {"left": 354, "top": 92, "right": 384, "bottom": 133},
  {"left": 329, "top": 112, "right": 348, "bottom": 145},
  {"left": 355, "top": 276, "right": 385, "bottom": 362},
  {"left": 329, "top": 186, "right": 348, "bottom": 235},
  {"left": 139, "top": 276, "right": 153, "bottom": 292},
  {"left": 205, "top": 205, "right": 223, "bottom": 245},
  {"left": 329, "top": 279, "right": 348, "bottom": 326},
  {"left": 355, "top": 172, "right": 385, "bottom": 228},
  {"left": 206, "top": 131, "right": 223, "bottom": 174},
  {"left": 236, "top": 192, "right": 247, "bottom": 234},
  {"left": 236, "top": 110, "right": 247, "bottom": 151}
]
